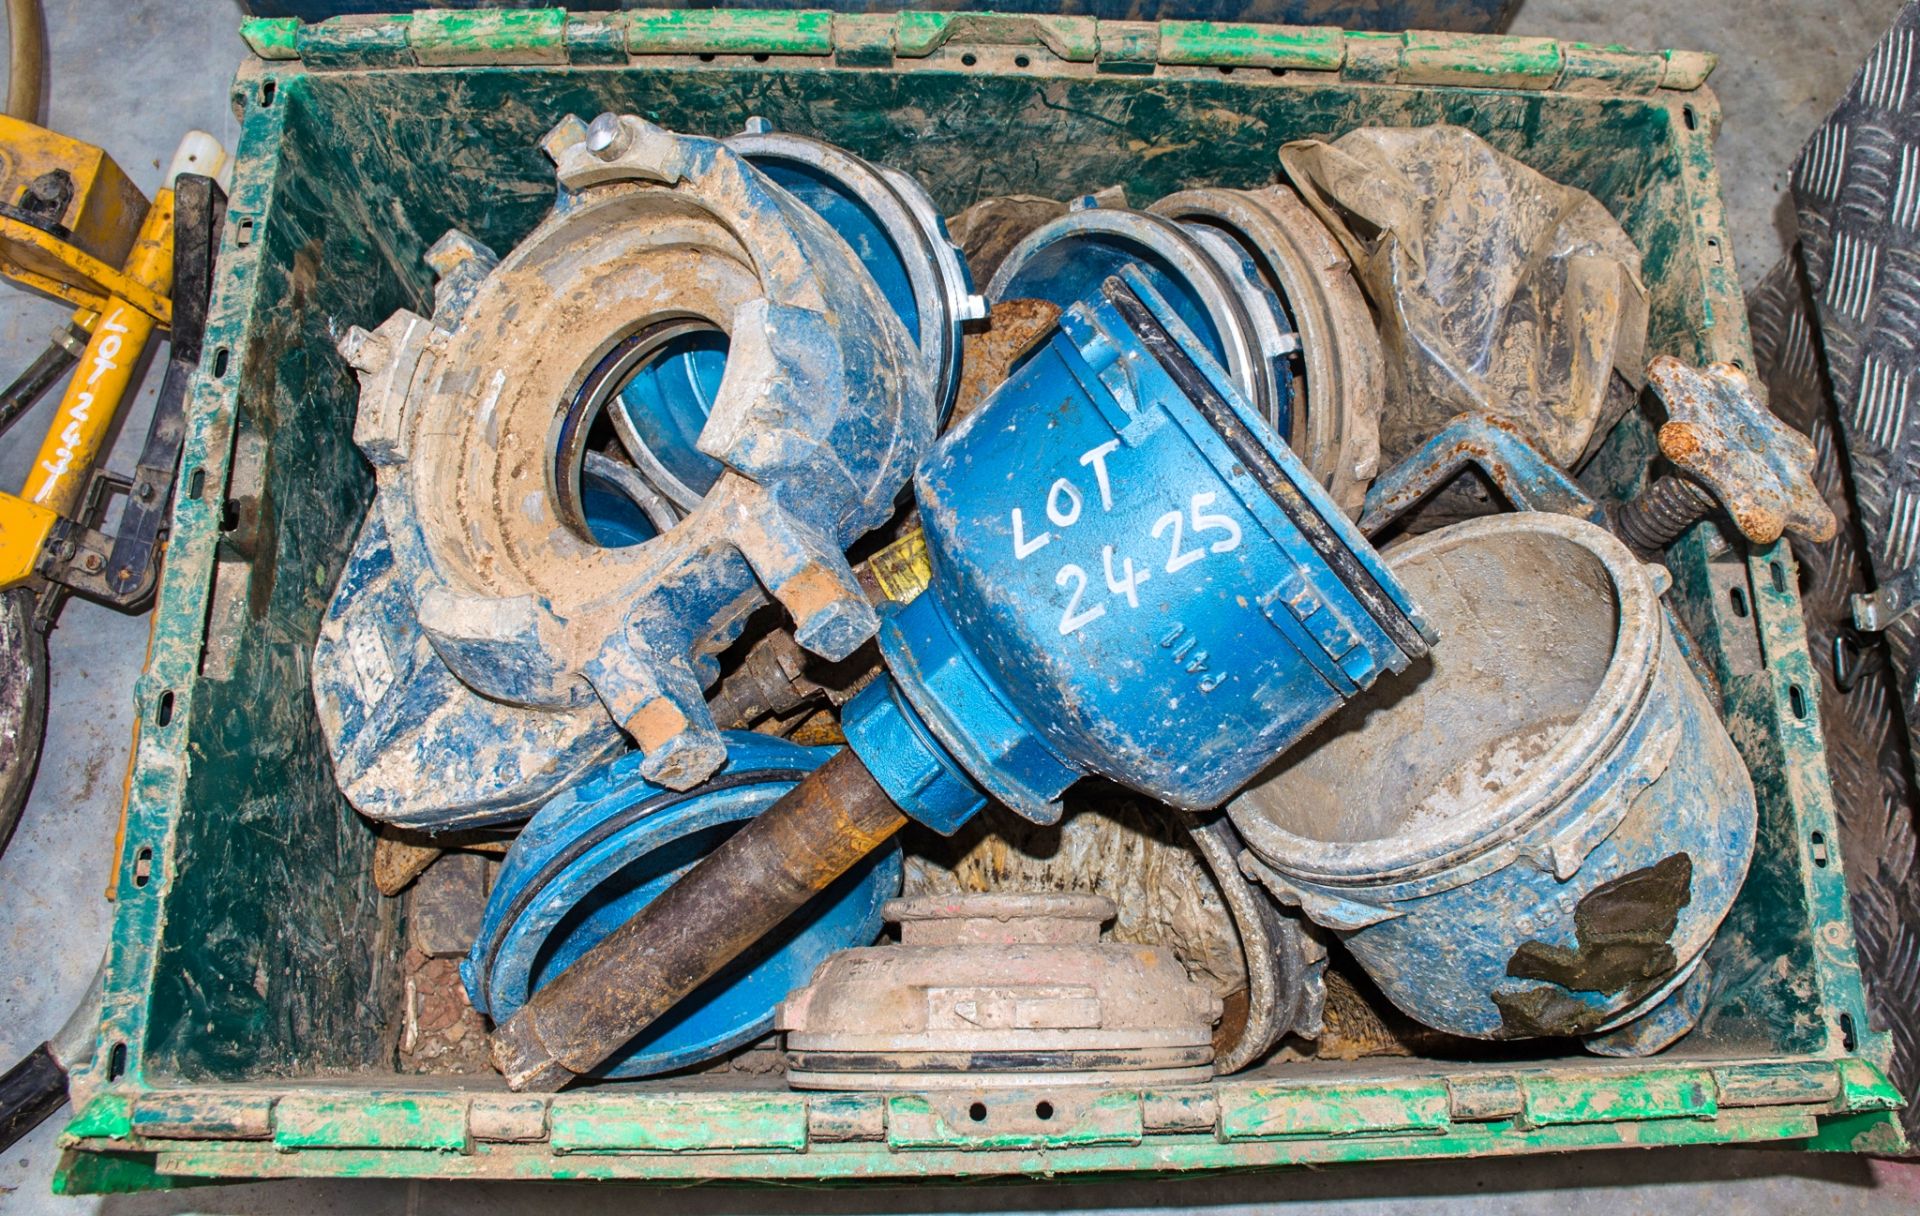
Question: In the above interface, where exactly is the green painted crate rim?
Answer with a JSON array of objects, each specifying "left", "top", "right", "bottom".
[
  {"left": 237, "top": 8, "right": 1716, "bottom": 93},
  {"left": 56, "top": 1056, "right": 1906, "bottom": 1160},
  {"left": 53, "top": 13, "right": 1902, "bottom": 1190}
]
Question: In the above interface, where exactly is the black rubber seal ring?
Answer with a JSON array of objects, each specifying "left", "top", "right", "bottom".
[{"left": 1103, "top": 275, "right": 1428, "bottom": 660}]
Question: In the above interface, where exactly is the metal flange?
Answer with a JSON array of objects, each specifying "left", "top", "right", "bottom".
[
  {"left": 987, "top": 204, "right": 1282, "bottom": 430},
  {"left": 465, "top": 733, "right": 901, "bottom": 1079},
  {"left": 731, "top": 120, "right": 982, "bottom": 423},
  {"left": 779, "top": 892, "right": 1222, "bottom": 1090},
  {"left": 1150, "top": 185, "right": 1385, "bottom": 518},
  {"left": 314, "top": 114, "right": 937, "bottom": 820}
]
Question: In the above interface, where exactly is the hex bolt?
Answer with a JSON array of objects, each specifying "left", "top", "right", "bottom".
[
  {"left": 537, "top": 114, "right": 589, "bottom": 164},
  {"left": 423, "top": 229, "right": 497, "bottom": 281},
  {"left": 336, "top": 324, "right": 387, "bottom": 375},
  {"left": 584, "top": 113, "right": 632, "bottom": 161},
  {"left": 1613, "top": 356, "right": 1836, "bottom": 555}
]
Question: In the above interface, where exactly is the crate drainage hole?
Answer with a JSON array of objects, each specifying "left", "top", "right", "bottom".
[
  {"left": 155, "top": 690, "right": 174, "bottom": 726},
  {"left": 260, "top": 79, "right": 275, "bottom": 108},
  {"left": 1015, "top": 54, "right": 1030, "bottom": 68},
  {"left": 1772, "top": 561, "right": 1788, "bottom": 593},
  {"left": 107, "top": 1042, "right": 126, "bottom": 1081},
  {"left": 133, "top": 846, "right": 153, "bottom": 887},
  {"left": 1035, "top": 1101, "right": 1054, "bottom": 1121},
  {"left": 236, "top": 216, "right": 255, "bottom": 248},
  {"left": 1683, "top": 104, "right": 1698, "bottom": 130},
  {"left": 186, "top": 467, "right": 203, "bottom": 499},
  {"left": 212, "top": 348, "right": 230, "bottom": 378},
  {"left": 1790, "top": 684, "right": 1808, "bottom": 719},
  {"left": 1729, "top": 585, "right": 1750, "bottom": 617},
  {"left": 968, "top": 1102, "right": 987, "bottom": 1122},
  {"left": 961, "top": 52, "right": 977, "bottom": 66},
  {"left": 1811, "top": 830, "right": 1829, "bottom": 868},
  {"left": 1840, "top": 1011, "right": 1858, "bottom": 1052}
]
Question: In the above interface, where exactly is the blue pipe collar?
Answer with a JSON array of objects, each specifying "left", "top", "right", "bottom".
[
  {"left": 845, "top": 268, "right": 1429, "bottom": 832},
  {"left": 463, "top": 731, "right": 901, "bottom": 1078}
]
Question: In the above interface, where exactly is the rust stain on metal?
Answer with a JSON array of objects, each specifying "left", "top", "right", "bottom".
[
  {"left": 624, "top": 696, "right": 689, "bottom": 753},
  {"left": 1641, "top": 356, "right": 1836, "bottom": 546},
  {"left": 494, "top": 750, "right": 907, "bottom": 1089},
  {"left": 949, "top": 298, "right": 1061, "bottom": 425},
  {"left": 1658, "top": 420, "right": 1705, "bottom": 462},
  {"left": 372, "top": 832, "right": 441, "bottom": 897},
  {"left": 782, "top": 707, "right": 845, "bottom": 746}
]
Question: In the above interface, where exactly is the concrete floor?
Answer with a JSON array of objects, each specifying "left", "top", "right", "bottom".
[{"left": 0, "top": 0, "right": 1913, "bottom": 1211}]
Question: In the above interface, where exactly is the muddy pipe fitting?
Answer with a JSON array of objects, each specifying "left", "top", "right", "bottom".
[
  {"left": 313, "top": 116, "right": 939, "bottom": 828},
  {"left": 467, "top": 733, "right": 901, "bottom": 1080},
  {"left": 992, "top": 190, "right": 1384, "bottom": 516},
  {"left": 493, "top": 748, "right": 907, "bottom": 1090},
  {"left": 491, "top": 271, "right": 1430, "bottom": 1090},
  {"left": 1229, "top": 512, "right": 1757, "bottom": 1052},
  {"left": 1148, "top": 185, "right": 1385, "bottom": 517},
  {"left": 778, "top": 893, "right": 1224, "bottom": 1090}
]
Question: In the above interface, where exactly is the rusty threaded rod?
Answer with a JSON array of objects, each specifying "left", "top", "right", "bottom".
[
  {"left": 491, "top": 748, "right": 907, "bottom": 1091},
  {"left": 1613, "top": 473, "right": 1717, "bottom": 555}
]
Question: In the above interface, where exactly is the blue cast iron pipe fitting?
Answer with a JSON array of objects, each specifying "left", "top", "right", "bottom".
[
  {"left": 489, "top": 269, "right": 1434, "bottom": 1090},
  {"left": 842, "top": 268, "right": 1434, "bottom": 835},
  {"left": 314, "top": 117, "right": 978, "bottom": 829}
]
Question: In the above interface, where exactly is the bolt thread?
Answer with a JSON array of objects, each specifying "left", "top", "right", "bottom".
[{"left": 1616, "top": 475, "right": 1716, "bottom": 553}]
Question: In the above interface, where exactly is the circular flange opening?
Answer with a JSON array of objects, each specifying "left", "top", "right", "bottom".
[
  {"left": 553, "top": 315, "right": 731, "bottom": 547},
  {"left": 1230, "top": 514, "right": 1660, "bottom": 883}
]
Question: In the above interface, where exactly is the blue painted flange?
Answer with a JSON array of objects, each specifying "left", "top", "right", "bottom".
[
  {"left": 842, "top": 269, "right": 1431, "bottom": 833},
  {"left": 603, "top": 124, "right": 980, "bottom": 516},
  {"left": 989, "top": 205, "right": 1294, "bottom": 438},
  {"left": 462, "top": 732, "right": 902, "bottom": 1078}
]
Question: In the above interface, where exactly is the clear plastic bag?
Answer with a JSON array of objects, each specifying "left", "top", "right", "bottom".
[{"left": 1281, "top": 126, "right": 1649, "bottom": 521}]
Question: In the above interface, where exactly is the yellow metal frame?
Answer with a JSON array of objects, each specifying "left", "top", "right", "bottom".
[
  {"left": 0, "top": 215, "right": 171, "bottom": 321},
  {"left": 0, "top": 180, "right": 177, "bottom": 589}
]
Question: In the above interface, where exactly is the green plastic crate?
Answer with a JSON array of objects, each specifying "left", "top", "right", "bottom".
[{"left": 53, "top": 7, "right": 1904, "bottom": 1194}]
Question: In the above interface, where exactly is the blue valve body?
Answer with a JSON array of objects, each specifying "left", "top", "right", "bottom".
[{"left": 844, "top": 273, "right": 1431, "bottom": 832}]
